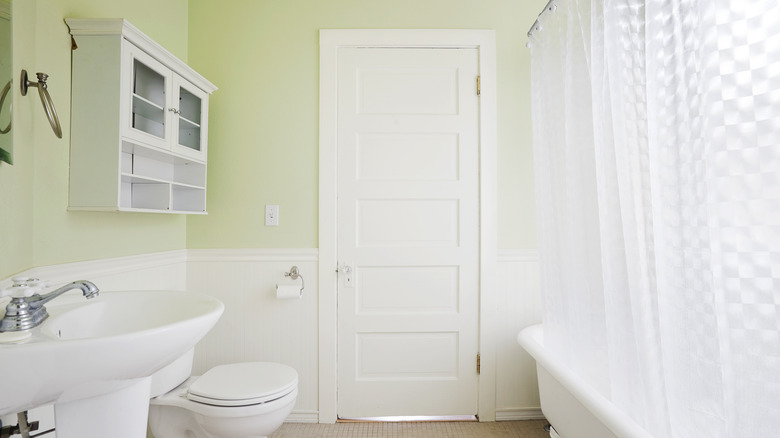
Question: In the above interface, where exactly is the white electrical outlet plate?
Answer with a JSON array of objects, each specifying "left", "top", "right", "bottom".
[{"left": 265, "top": 204, "right": 279, "bottom": 226}]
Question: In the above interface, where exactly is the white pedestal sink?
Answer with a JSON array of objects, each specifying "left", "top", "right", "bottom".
[{"left": 0, "top": 290, "right": 224, "bottom": 438}]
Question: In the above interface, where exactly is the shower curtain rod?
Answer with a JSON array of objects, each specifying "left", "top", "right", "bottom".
[{"left": 527, "top": 0, "right": 557, "bottom": 38}]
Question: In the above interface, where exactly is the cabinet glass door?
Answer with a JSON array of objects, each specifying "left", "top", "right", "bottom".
[
  {"left": 126, "top": 44, "right": 171, "bottom": 149},
  {"left": 172, "top": 77, "right": 208, "bottom": 160}
]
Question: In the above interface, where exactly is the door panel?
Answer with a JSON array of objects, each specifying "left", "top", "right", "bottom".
[
  {"left": 337, "top": 47, "right": 480, "bottom": 418},
  {"left": 356, "top": 133, "right": 460, "bottom": 181},
  {"left": 357, "top": 265, "right": 460, "bottom": 313},
  {"left": 356, "top": 332, "right": 460, "bottom": 379},
  {"left": 357, "top": 67, "right": 459, "bottom": 115},
  {"left": 356, "top": 199, "right": 459, "bottom": 247}
]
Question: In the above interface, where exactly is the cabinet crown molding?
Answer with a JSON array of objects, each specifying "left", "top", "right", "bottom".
[{"left": 65, "top": 18, "right": 217, "bottom": 94}]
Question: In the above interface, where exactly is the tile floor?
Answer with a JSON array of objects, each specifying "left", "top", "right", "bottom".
[{"left": 269, "top": 420, "right": 551, "bottom": 437}]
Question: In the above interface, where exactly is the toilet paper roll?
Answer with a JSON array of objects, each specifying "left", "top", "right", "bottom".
[{"left": 276, "top": 283, "right": 302, "bottom": 300}]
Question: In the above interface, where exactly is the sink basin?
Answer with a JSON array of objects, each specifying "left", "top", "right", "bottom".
[{"left": 0, "top": 290, "right": 224, "bottom": 417}]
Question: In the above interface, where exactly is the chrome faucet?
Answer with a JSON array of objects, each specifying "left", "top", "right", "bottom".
[{"left": 0, "top": 279, "right": 99, "bottom": 332}]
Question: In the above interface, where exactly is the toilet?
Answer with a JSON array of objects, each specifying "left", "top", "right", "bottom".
[{"left": 148, "top": 354, "right": 298, "bottom": 438}]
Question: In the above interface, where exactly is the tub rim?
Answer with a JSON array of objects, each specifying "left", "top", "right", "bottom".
[{"left": 518, "top": 324, "right": 654, "bottom": 438}]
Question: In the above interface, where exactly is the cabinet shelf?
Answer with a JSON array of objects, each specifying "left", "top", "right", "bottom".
[
  {"left": 131, "top": 94, "right": 166, "bottom": 139},
  {"left": 121, "top": 172, "right": 206, "bottom": 190},
  {"left": 119, "top": 141, "right": 207, "bottom": 212},
  {"left": 117, "top": 207, "right": 208, "bottom": 215},
  {"left": 132, "top": 93, "right": 165, "bottom": 113},
  {"left": 178, "top": 115, "right": 200, "bottom": 129}
]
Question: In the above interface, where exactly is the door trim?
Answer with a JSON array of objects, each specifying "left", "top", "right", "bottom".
[{"left": 318, "top": 29, "right": 497, "bottom": 423}]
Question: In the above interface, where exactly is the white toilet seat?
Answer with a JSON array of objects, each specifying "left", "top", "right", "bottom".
[
  {"left": 150, "top": 360, "right": 299, "bottom": 437},
  {"left": 187, "top": 362, "right": 298, "bottom": 407}
]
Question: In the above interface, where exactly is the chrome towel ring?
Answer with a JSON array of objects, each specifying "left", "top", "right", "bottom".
[
  {"left": 0, "top": 79, "right": 11, "bottom": 134},
  {"left": 21, "top": 69, "right": 62, "bottom": 139}
]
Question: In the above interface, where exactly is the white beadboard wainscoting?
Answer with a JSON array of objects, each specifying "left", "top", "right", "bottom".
[
  {"left": 495, "top": 249, "right": 544, "bottom": 421},
  {"left": 1, "top": 248, "right": 542, "bottom": 426},
  {"left": 185, "top": 249, "right": 320, "bottom": 423}
]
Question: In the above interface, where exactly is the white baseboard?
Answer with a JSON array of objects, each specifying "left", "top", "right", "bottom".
[
  {"left": 286, "top": 410, "right": 319, "bottom": 423},
  {"left": 495, "top": 408, "right": 545, "bottom": 421}
]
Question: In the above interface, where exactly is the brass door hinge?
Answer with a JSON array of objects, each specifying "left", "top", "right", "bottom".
[
  {"left": 477, "top": 353, "right": 481, "bottom": 374},
  {"left": 476, "top": 76, "right": 481, "bottom": 96}
]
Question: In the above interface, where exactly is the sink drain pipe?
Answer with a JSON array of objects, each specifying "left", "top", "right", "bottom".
[{"left": 0, "top": 411, "right": 55, "bottom": 438}]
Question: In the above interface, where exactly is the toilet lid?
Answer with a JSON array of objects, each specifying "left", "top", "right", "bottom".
[{"left": 187, "top": 362, "right": 298, "bottom": 407}]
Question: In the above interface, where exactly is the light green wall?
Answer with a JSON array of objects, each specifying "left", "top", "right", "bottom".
[
  {"left": 0, "top": 0, "right": 34, "bottom": 278},
  {"left": 1, "top": 0, "right": 541, "bottom": 278},
  {"left": 186, "top": 0, "right": 540, "bottom": 250},
  {"left": 0, "top": 0, "right": 189, "bottom": 278}
]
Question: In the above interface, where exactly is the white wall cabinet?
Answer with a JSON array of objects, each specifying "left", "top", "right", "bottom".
[{"left": 67, "top": 19, "right": 217, "bottom": 214}]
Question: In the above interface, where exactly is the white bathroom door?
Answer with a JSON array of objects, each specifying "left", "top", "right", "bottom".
[{"left": 336, "top": 47, "right": 481, "bottom": 418}]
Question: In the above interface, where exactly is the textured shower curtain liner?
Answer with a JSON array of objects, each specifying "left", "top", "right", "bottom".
[{"left": 529, "top": 0, "right": 780, "bottom": 436}]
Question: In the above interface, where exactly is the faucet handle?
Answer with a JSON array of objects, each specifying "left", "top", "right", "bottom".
[
  {"left": 12, "top": 277, "right": 49, "bottom": 288},
  {"left": 11, "top": 276, "right": 39, "bottom": 286},
  {"left": 2, "top": 277, "right": 46, "bottom": 298},
  {"left": 1, "top": 284, "right": 37, "bottom": 298}
]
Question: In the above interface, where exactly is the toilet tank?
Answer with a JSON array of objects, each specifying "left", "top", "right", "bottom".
[{"left": 149, "top": 348, "right": 194, "bottom": 398}]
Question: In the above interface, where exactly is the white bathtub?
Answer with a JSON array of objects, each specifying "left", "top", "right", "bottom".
[{"left": 517, "top": 324, "right": 654, "bottom": 438}]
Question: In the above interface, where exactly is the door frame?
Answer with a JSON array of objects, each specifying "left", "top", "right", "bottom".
[{"left": 318, "top": 29, "right": 497, "bottom": 423}]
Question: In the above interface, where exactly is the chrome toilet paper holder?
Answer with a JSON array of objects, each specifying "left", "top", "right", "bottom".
[{"left": 284, "top": 266, "right": 304, "bottom": 291}]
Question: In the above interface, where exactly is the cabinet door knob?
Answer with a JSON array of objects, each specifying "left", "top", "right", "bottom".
[{"left": 168, "top": 108, "right": 180, "bottom": 114}]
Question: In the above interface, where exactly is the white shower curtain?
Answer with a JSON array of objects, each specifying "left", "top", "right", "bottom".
[{"left": 530, "top": 0, "right": 780, "bottom": 437}]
